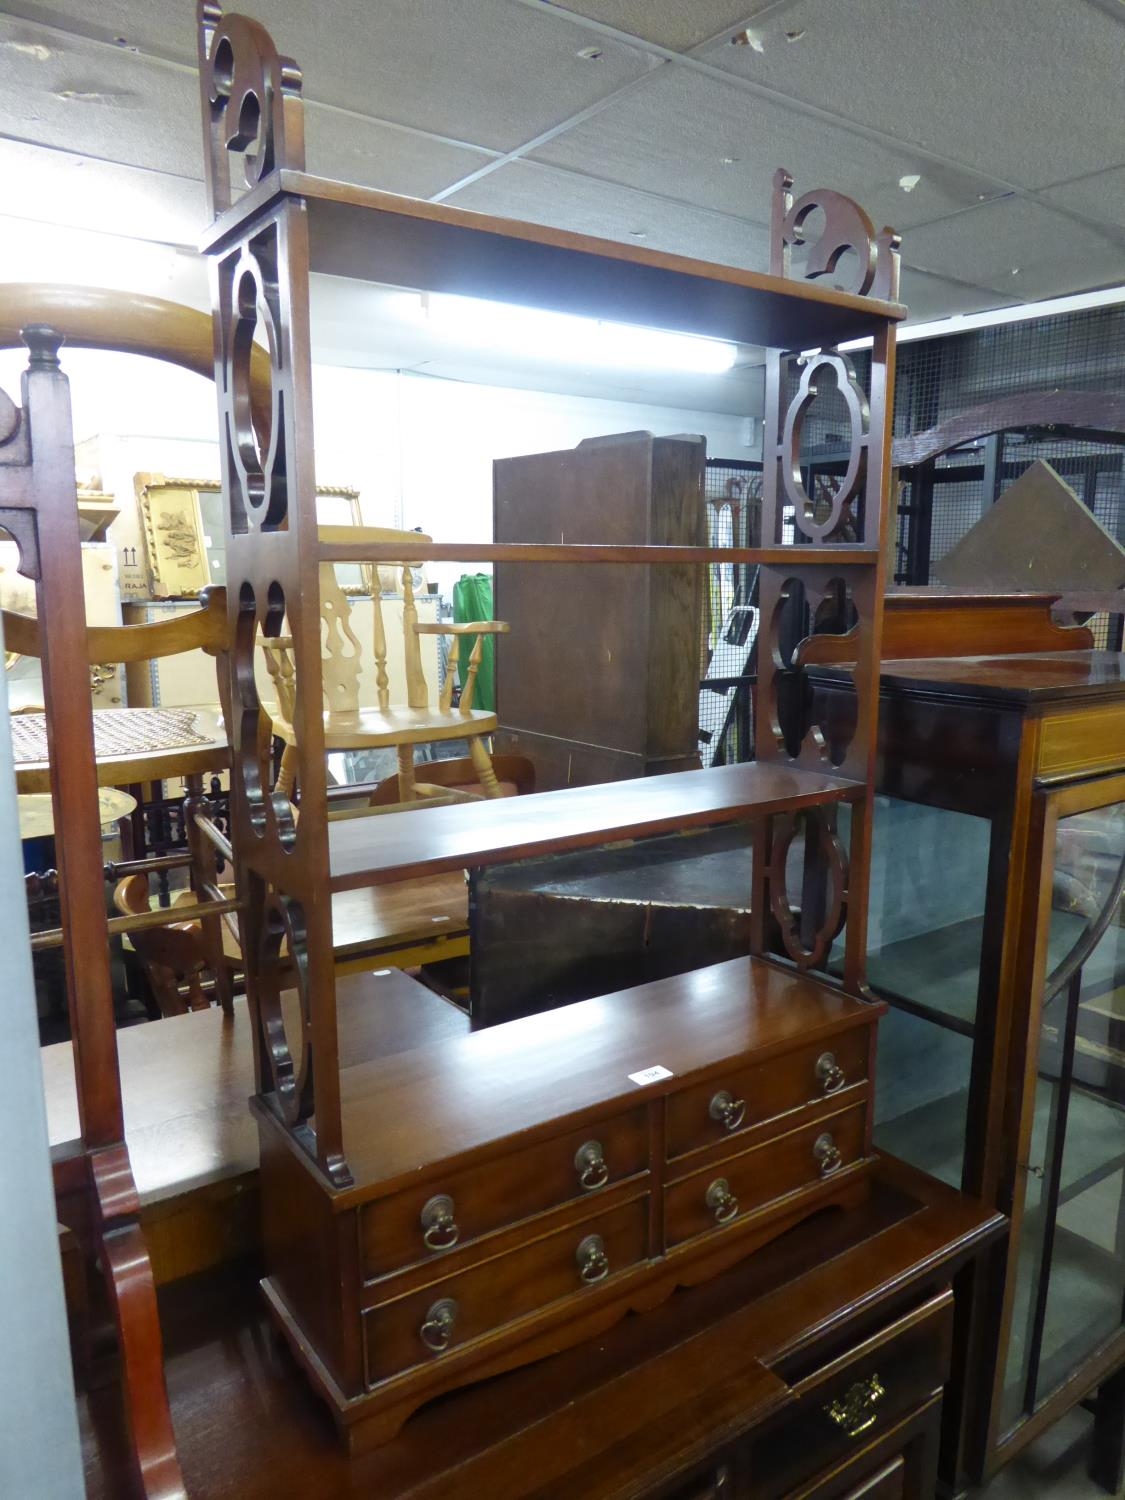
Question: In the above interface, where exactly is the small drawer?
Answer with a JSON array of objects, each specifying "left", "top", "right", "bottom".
[
  {"left": 750, "top": 1291, "right": 953, "bottom": 1500},
  {"left": 665, "top": 1103, "right": 867, "bottom": 1249},
  {"left": 363, "top": 1195, "right": 648, "bottom": 1387},
  {"left": 667, "top": 1026, "right": 870, "bottom": 1160},
  {"left": 360, "top": 1106, "right": 648, "bottom": 1280}
]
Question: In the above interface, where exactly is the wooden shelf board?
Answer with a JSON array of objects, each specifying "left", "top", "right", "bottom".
[
  {"left": 328, "top": 762, "right": 861, "bottom": 891},
  {"left": 317, "top": 535, "right": 882, "bottom": 567},
  {"left": 204, "top": 170, "right": 905, "bottom": 349},
  {"left": 335, "top": 954, "right": 876, "bottom": 1197}
]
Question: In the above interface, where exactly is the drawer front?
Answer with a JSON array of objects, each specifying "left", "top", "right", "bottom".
[
  {"left": 750, "top": 1293, "right": 952, "bottom": 1500},
  {"left": 665, "top": 1103, "right": 867, "bottom": 1250},
  {"left": 361, "top": 1106, "right": 648, "bottom": 1280},
  {"left": 666, "top": 1027, "right": 870, "bottom": 1160},
  {"left": 363, "top": 1195, "right": 648, "bottom": 1387}
]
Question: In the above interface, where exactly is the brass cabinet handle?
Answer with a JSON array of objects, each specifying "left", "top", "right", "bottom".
[
  {"left": 705, "top": 1177, "right": 740, "bottom": 1224},
  {"left": 709, "top": 1089, "right": 747, "bottom": 1132},
  {"left": 576, "top": 1233, "right": 610, "bottom": 1284},
  {"left": 420, "top": 1193, "right": 460, "bottom": 1251},
  {"left": 815, "top": 1051, "right": 846, "bottom": 1094},
  {"left": 814, "top": 1132, "right": 843, "bottom": 1177},
  {"left": 574, "top": 1139, "right": 609, "bottom": 1192},
  {"left": 824, "top": 1373, "right": 885, "bottom": 1437},
  {"left": 419, "top": 1297, "right": 458, "bottom": 1353}
]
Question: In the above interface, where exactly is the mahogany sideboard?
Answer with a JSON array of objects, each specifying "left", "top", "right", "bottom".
[{"left": 79, "top": 1154, "right": 1002, "bottom": 1500}]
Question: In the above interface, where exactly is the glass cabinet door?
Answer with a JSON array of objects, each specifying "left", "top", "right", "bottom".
[{"left": 1000, "top": 795, "right": 1125, "bottom": 1435}]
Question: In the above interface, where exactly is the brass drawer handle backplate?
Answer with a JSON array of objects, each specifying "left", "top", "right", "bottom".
[
  {"left": 814, "top": 1132, "right": 843, "bottom": 1177},
  {"left": 815, "top": 1051, "right": 846, "bottom": 1094},
  {"left": 824, "top": 1373, "right": 886, "bottom": 1437},
  {"left": 420, "top": 1193, "right": 460, "bottom": 1251},
  {"left": 576, "top": 1233, "right": 610, "bottom": 1284},
  {"left": 705, "top": 1177, "right": 740, "bottom": 1224},
  {"left": 574, "top": 1139, "right": 609, "bottom": 1192},
  {"left": 709, "top": 1089, "right": 747, "bottom": 1132},
  {"left": 419, "top": 1297, "right": 459, "bottom": 1353}
]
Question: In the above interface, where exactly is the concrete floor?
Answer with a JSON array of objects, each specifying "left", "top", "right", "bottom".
[{"left": 978, "top": 1407, "right": 1116, "bottom": 1499}]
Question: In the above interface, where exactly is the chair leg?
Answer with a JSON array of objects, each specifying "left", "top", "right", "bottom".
[
  {"left": 469, "top": 736, "right": 503, "bottom": 798},
  {"left": 275, "top": 743, "right": 299, "bottom": 799},
  {"left": 397, "top": 744, "right": 416, "bottom": 802}
]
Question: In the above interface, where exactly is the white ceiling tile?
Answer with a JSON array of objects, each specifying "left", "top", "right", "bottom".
[
  {"left": 2, "top": 1, "right": 656, "bottom": 152},
  {"left": 531, "top": 68, "right": 1004, "bottom": 236},
  {"left": 305, "top": 112, "right": 493, "bottom": 199},
  {"left": 1038, "top": 168, "right": 1125, "bottom": 236},
  {"left": 0, "top": 138, "right": 204, "bottom": 244},
  {"left": 445, "top": 158, "right": 771, "bottom": 272},
  {"left": 897, "top": 267, "right": 1016, "bottom": 326},
  {"left": 905, "top": 198, "right": 1125, "bottom": 301},
  {"left": 0, "top": 16, "right": 199, "bottom": 176},
  {"left": 544, "top": 1, "right": 772, "bottom": 51},
  {"left": 697, "top": 0, "right": 1125, "bottom": 189}
]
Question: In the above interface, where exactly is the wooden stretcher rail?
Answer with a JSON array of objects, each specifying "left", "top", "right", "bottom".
[
  {"left": 317, "top": 539, "right": 883, "bottom": 567},
  {"left": 30, "top": 896, "right": 243, "bottom": 952},
  {"left": 193, "top": 813, "right": 234, "bottom": 864}
]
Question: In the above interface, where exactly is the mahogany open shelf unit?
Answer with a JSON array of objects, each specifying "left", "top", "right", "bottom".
[{"left": 194, "top": 0, "right": 905, "bottom": 1460}]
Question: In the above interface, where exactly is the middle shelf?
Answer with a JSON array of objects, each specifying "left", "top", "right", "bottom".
[{"left": 327, "top": 761, "right": 862, "bottom": 890}]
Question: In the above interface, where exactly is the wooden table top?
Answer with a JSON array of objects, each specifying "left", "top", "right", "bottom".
[
  {"left": 812, "top": 650, "right": 1125, "bottom": 706},
  {"left": 13, "top": 702, "right": 228, "bottom": 792},
  {"left": 79, "top": 1155, "right": 1003, "bottom": 1500},
  {"left": 42, "top": 971, "right": 468, "bottom": 1205}
]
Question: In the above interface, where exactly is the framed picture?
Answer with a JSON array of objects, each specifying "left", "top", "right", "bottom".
[{"left": 134, "top": 476, "right": 362, "bottom": 597}]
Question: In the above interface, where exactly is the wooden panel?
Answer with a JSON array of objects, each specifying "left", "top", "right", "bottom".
[
  {"left": 798, "top": 591, "right": 1094, "bottom": 668},
  {"left": 337, "top": 958, "right": 875, "bottom": 1195},
  {"left": 664, "top": 1103, "right": 868, "bottom": 1250},
  {"left": 1037, "top": 702, "right": 1125, "bottom": 781},
  {"left": 206, "top": 172, "right": 908, "bottom": 350},
  {"left": 749, "top": 1292, "right": 953, "bottom": 1499},
  {"left": 360, "top": 1106, "right": 649, "bottom": 1281},
  {"left": 329, "top": 762, "right": 861, "bottom": 889},
  {"left": 362, "top": 1195, "right": 649, "bottom": 1387},
  {"left": 666, "top": 1026, "right": 871, "bottom": 1162},
  {"left": 844, "top": 1455, "right": 906, "bottom": 1499},
  {"left": 493, "top": 432, "right": 704, "bottom": 788}
]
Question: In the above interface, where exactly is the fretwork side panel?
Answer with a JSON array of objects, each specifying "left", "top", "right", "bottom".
[
  {"left": 200, "top": 6, "right": 348, "bottom": 1186},
  {"left": 752, "top": 170, "right": 901, "bottom": 988}
]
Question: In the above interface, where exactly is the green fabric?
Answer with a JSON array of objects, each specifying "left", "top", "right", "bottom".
[{"left": 452, "top": 572, "right": 496, "bottom": 712}]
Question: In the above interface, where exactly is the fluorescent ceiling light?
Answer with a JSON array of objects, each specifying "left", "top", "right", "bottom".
[
  {"left": 396, "top": 292, "right": 738, "bottom": 374},
  {"left": 836, "top": 283, "right": 1125, "bottom": 352}
]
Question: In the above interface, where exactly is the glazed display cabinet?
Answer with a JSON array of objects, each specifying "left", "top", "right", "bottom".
[{"left": 811, "top": 644, "right": 1125, "bottom": 1484}]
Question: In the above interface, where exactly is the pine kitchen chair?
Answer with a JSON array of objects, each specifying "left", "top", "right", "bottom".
[{"left": 261, "top": 525, "right": 510, "bottom": 806}]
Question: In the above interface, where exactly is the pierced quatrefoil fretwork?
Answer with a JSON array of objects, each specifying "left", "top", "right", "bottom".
[
  {"left": 220, "top": 230, "right": 287, "bottom": 536},
  {"left": 782, "top": 353, "right": 870, "bottom": 544},
  {"left": 767, "top": 809, "right": 848, "bottom": 970}
]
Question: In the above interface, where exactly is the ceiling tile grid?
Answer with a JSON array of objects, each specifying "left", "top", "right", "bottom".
[
  {"left": 540, "top": 1, "right": 774, "bottom": 52},
  {"left": 696, "top": 0, "right": 1125, "bottom": 191},
  {"left": 525, "top": 65, "right": 1005, "bottom": 232}
]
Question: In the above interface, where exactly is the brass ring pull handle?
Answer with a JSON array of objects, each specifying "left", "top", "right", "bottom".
[
  {"left": 709, "top": 1090, "right": 747, "bottom": 1132},
  {"left": 574, "top": 1140, "right": 609, "bottom": 1192},
  {"left": 815, "top": 1051, "right": 846, "bottom": 1094},
  {"left": 705, "top": 1177, "right": 739, "bottom": 1224},
  {"left": 576, "top": 1233, "right": 610, "bottom": 1284},
  {"left": 420, "top": 1193, "right": 460, "bottom": 1251},
  {"left": 824, "top": 1373, "right": 885, "bottom": 1437},
  {"left": 419, "top": 1297, "right": 458, "bottom": 1353},
  {"left": 814, "top": 1132, "right": 843, "bottom": 1177}
]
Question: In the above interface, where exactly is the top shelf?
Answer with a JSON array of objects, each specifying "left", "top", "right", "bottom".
[
  {"left": 204, "top": 169, "right": 906, "bottom": 350},
  {"left": 328, "top": 761, "right": 861, "bottom": 891}
]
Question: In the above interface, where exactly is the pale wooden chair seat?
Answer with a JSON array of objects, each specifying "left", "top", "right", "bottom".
[{"left": 271, "top": 704, "right": 498, "bottom": 750}]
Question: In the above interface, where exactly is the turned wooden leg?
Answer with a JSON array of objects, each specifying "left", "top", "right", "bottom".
[
  {"left": 275, "top": 743, "right": 299, "bottom": 800},
  {"left": 469, "top": 736, "right": 503, "bottom": 798},
  {"left": 397, "top": 744, "right": 416, "bottom": 802}
]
